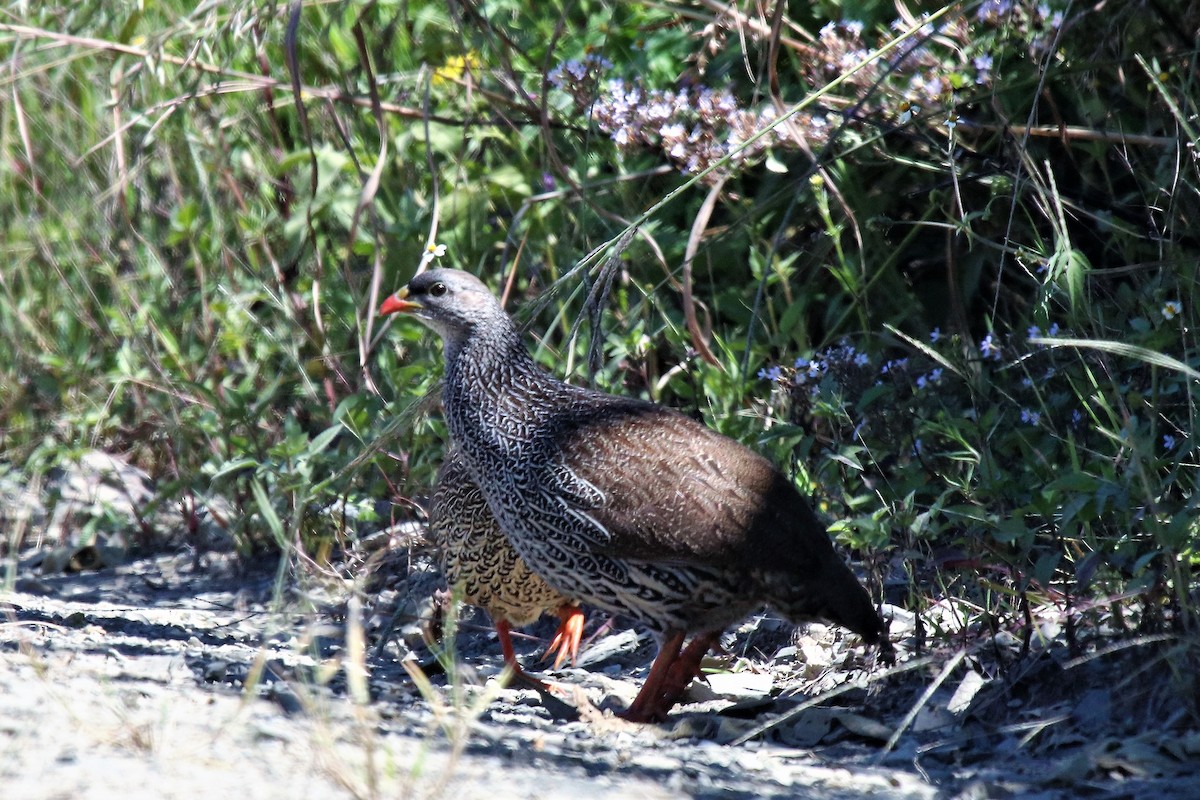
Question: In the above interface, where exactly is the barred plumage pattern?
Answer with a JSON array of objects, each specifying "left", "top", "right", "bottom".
[
  {"left": 432, "top": 448, "right": 575, "bottom": 629},
  {"left": 386, "top": 269, "right": 890, "bottom": 718}
]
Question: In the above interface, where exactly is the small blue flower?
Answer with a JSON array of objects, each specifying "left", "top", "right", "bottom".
[
  {"left": 1027, "top": 325, "right": 1041, "bottom": 340},
  {"left": 976, "top": 0, "right": 1014, "bottom": 19},
  {"left": 854, "top": 352, "right": 870, "bottom": 367},
  {"left": 757, "top": 365, "right": 783, "bottom": 382},
  {"left": 1164, "top": 434, "right": 1178, "bottom": 450},
  {"left": 1047, "top": 323, "right": 1060, "bottom": 336},
  {"left": 974, "top": 54, "right": 993, "bottom": 84},
  {"left": 1071, "top": 409, "right": 1083, "bottom": 426},
  {"left": 1020, "top": 408, "right": 1041, "bottom": 425},
  {"left": 793, "top": 357, "right": 809, "bottom": 370},
  {"left": 912, "top": 438, "right": 923, "bottom": 456},
  {"left": 980, "top": 333, "right": 1002, "bottom": 361},
  {"left": 930, "top": 327, "right": 941, "bottom": 343},
  {"left": 916, "top": 368, "right": 944, "bottom": 390}
]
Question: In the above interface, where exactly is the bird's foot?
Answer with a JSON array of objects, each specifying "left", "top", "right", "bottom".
[
  {"left": 504, "top": 667, "right": 580, "bottom": 721},
  {"left": 542, "top": 604, "right": 586, "bottom": 669},
  {"left": 618, "top": 631, "right": 720, "bottom": 723}
]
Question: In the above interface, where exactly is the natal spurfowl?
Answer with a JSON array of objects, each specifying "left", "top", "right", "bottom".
[
  {"left": 381, "top": 269, "right": 891, "bottom": 722},
  {"left": 432, "top": 448, "right": 584, "bottom": 680}
]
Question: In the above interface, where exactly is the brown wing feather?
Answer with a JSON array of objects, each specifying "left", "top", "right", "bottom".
[{"left": 547, "top": 397, "right": 836, "bottom": 574}]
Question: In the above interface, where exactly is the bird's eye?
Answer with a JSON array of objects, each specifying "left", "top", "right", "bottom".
[{"left": 429, "top": 282, "right": 447, "bottom": 297}]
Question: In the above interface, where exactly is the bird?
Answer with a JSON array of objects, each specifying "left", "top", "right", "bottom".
[
  {"left": 431, "top": 447, "right": 584, "bottom": 684},
  {"left": 381, "top": 268, "right": 892, "bottom": 722}
]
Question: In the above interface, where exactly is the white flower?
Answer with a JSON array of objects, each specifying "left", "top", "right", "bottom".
[
  {"left": 421, "top": 243, "right": 447, "bottom": 265},
  {"left": 660, "top": 122, "right": 686, "bottom": 140}
]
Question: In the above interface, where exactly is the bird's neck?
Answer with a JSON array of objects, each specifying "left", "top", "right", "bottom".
[
  {"left": 442, "top": 318, "right": 555, "bottom": 453},
  {"left": 443, "top": 317, "right": 532, "bottom": 388}
]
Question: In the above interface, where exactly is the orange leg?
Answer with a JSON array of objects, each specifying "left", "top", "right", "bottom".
[
  {"left": 620, "top": 631, "right": 686, "bottom": 723},
  {"left": 656, "top": 631, "right": 720, "bottom": 710},
  {"left": 495, "top": 618, "right": 520, "bottom": 671},
  {"left": 543, "top": 604, "right": 586, "bottom": 669},
  {"left": 494, "top": 618, "right": 555, "bottom": 691}
]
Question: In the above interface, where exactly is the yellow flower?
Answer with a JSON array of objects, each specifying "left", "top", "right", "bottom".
[
  {"left": 433, "top": 52, "right": 479, "bottom": 87},
  {"left": 1162, "top": 299, "right": 1183, "bottom": 320}
]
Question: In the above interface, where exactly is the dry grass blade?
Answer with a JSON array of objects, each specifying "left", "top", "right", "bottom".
[
  {"left": 682, "top": 175, "right": 726, "bottom": 368},
  {"left": 1031, "top": 337, "right": 1200, "bottom": 381},
  {"left": 875, "top": 649, "right": 966, "bottom": 762}
]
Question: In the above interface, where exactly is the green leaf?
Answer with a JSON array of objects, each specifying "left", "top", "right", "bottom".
[
  {"left": 306, "top": 424, "right": 342, "bottom": 457},
  {"left": 210, "top": 458, "right": 260, "bottom": 480},
  {"left": 252, "top": 478, "right": 287, "bottom": 549}
]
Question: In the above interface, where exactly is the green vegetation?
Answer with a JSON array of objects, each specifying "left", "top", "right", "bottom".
[{"left": 2, "top": 0, "right": 1197, "bottom": 682}]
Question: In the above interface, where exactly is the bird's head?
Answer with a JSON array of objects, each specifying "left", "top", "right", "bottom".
[{"left": 379, "top": 268, "right": 509, "bottom": 347}]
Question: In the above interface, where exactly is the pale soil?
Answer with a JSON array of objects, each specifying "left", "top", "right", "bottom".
[
  {"left": 2, "top": 453, "right": 1197, "bottom": 799},
  {"left": 3, "top": 546, "right": 1198, "bottom": 800}
]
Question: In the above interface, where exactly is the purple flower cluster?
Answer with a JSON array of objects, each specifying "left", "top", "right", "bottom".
[
  {"left": 544, "top": 2, "right": 1076, "bottom": 181},
  {"left": 815, "top": 19, "right": 872, "bottom": 81},
  {"left": 547, "top": 53, "right": 613, "bottom": 109},
  {"left": 587, "top": 80, "right": 811, "bottom": 178},
  {"left": 818, "top": 2, "right": 1069, "bottom": 127},
  {"left": 975, "top": 1, "right": 1065, "bottom": 53}
]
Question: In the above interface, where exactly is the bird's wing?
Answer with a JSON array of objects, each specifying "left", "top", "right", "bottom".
[{"left": 545, "top": 398, "right": 830, "bottom": 572}]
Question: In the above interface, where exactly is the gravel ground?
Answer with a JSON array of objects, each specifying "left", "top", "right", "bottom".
[
  {"left": 1, "top": 550, "right": 933, "bottom": 800},
  {"left": 3, "top": 453, "right": 1198, "bottom": 799},
  {"left": 3, "top": 546, "right": 1199, "bottom": 800}
]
